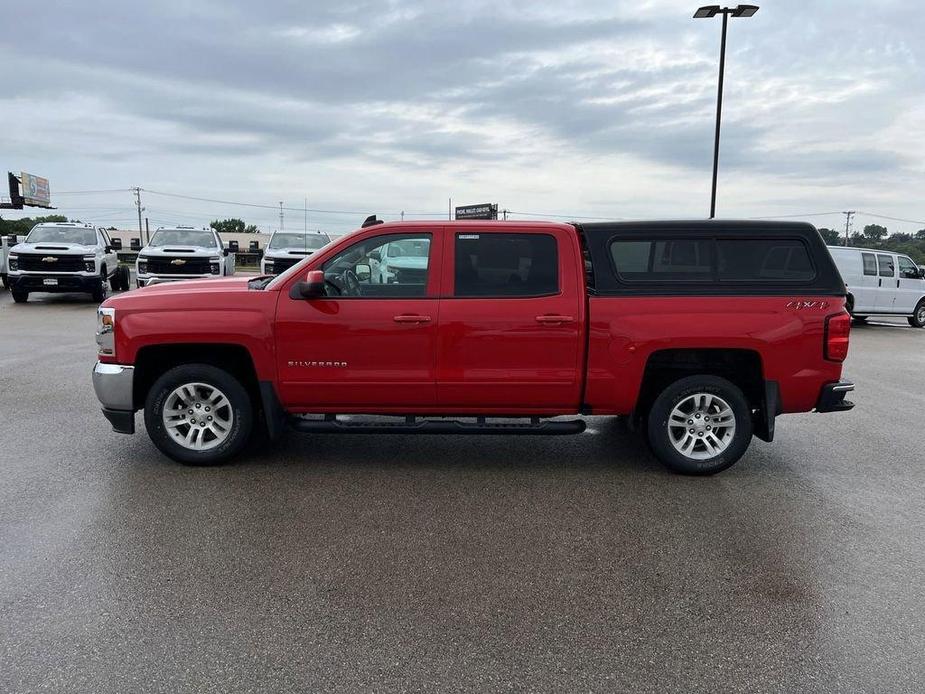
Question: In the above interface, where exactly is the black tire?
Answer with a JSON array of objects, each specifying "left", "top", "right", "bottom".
[
  {"left": 111, "top": 265, "right": 130, "bottom": 291},
  {"left": 91, "top": 274, "right": 108, "bottom": 303},
  {"left": 1, "top": 273, "right": 7, "bottom": 289},
  {"left": 144, "top": 364, "right": 253, "bottom": 466},
  {"left": 852, "top": 316, "right": 868, "bottom": 324},
  {"left": 646, "top": 375, "right": 753, "bottom": 475},
  {"left": 909, "top": 300, "right": 925, "bottom": 328},
  {"left": 11, "top": 289, "right": 28, "bottom": 303}
]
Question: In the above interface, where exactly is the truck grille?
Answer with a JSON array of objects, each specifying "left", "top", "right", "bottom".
[
  {"left": 271, "top": 257, "right": 303, "bottom": 273},
  {"left": 16, "top": 254, "right": 86, "bottom": 272},
  {"left": 146, "top": 257, "right": 212, "bottom": 275}
]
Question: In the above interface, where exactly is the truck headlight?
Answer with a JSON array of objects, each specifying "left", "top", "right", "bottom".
[
  {"left": 137, "top": 258, "right": 148, "bottom": 274},
  {"left": 264, "top": 262, "right": 274, "bottom": 274},
  {"left": 96, "top": 307, "right": 116, "bottom": 357},
  {"left": 8, "top": 254, "right": 18, "bottom": 271},
  {"left": 83, "top": 256, "right": 96, "bottom": 272},
  {"left": 210, "top": 256, "right": 221, "bottom": 275}
]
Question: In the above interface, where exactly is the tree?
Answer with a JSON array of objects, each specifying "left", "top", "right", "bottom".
[
  {"left": 916, "top": 229, "right": 925, "bottom": 240},
  {"left": 210, "top": 218, "right": 246, "bottom": 235},
  {"left": 244, "top": 224, "right": 259, "bottom": 234},
  {"left": 818, "top": 227, "right": 842, "bottom": 245},
  {"left": 889, "top": 232, "right": 913, "bottom": 243},
  {"left": 862, "top": 224, "right": 888, "bottom": 241},
  {"left": 0, "top": 214, "right": 68, "bottom": 236}
]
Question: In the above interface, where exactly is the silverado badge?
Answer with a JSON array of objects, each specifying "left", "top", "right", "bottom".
[
  {"left": 170, "top": 259, "right": 187, "bottom": 266},
  {"left": 42, "top": 256, "right": 58, "bottom": 263}
]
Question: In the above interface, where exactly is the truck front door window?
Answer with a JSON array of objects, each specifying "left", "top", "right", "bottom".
[{"left": 322, "top": 234, "right": 431, "bottom": 298}]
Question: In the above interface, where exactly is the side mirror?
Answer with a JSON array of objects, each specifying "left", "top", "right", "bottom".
[
  {"left": 223, "top": 248, "right": 230, "bottom": 257},
  {"left": 355, "top": 263, "right": 371, "bottom": 282},
  {"left": 105, "top": 245, "right": 113, "bottom": 253},
  {"left": 368, "top": 250, "right": 381, "bottom": 262},
  {"left": 294, "top": 270, "right": 326, "bottom": 299},
  {"left": 919, "top": 268, "right": 925, "bottom": 279}
]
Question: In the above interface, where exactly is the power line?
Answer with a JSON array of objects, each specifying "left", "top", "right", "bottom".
[
  {"left": 856, "top": 211, "right": 925, "bottom": 226},
  {"left": 53, "top": 188, "right": 132, "bottom": 195},
  {"left": 746, "top": 211, "right": 843, "bottom": 219}
]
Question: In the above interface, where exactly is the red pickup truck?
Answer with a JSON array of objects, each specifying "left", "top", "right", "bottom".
[{"left": 92, "top": 219, "right": 854, "bottom": 474}]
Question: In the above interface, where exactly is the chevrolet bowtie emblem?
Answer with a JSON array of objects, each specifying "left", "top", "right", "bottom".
[
  {"left": 42, "top": 256, "right": 58, "bottom": 263},
  {"left": 170, "top": 259, "right": 187, "bottom": 265}
]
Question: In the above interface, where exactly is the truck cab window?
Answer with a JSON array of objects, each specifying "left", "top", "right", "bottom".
[
  {"left": 717, "top": 239, "right": 814, "bottom": 282},
  {"left": 322, "top": 233, "right": 431, "bottom": 297},
  {"left": 610, "top": 239, "right": 712, "bottom": 281},
  {"left": 454, "top": 233, "right": 558, "bottom": 297},
  {"left": 861, "top": 253, "right": 877, "bottom": 276}
]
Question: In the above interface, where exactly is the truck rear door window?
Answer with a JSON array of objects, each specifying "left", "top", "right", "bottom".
[
  {"left": 454, "top": 233, "right": 558, "bottom": 297},
  {"left": 716, "top": 239, "right": 815, "bottom": 282},
  {"left": 609, "top": 239, "right": 713, "bottom": 282}
]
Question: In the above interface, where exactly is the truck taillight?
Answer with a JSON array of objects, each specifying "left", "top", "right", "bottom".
[{"left": 824, "top": 312, "right": 850, "bottom": 362}]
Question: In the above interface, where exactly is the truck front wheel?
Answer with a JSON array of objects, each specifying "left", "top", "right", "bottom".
[
  {"left": 646, "top": 375, "right": 753, "bottom": 475},
  {"left": 909, "top": 299, "right": 925, "bottom": 328},
  {"left": 144, "top": 364, "right": 253, "bottom": 466}
]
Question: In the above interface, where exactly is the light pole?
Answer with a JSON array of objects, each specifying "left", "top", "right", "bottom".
[{"left": 694, "top": 5, "right": 759, "bottom": 219}]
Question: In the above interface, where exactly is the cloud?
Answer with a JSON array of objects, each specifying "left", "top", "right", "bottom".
[{"left": 1, "top": 0, "right": 923, "bottom": 233}]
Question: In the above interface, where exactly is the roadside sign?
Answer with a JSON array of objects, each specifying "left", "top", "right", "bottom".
[
  {"left": 455, "top": 203, "right": 498, "bottom": 220},
  {"left": 21, "top": 172, "right": 51, "bottom": 207}
]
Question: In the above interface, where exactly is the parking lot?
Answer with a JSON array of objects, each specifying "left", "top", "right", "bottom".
[{"left": 1, "top": 290, "right": 923, "bottom": 692}]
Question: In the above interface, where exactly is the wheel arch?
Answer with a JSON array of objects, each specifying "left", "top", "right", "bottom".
[{"left": 634, "top": 348, "right": 776, "bottom": 441}]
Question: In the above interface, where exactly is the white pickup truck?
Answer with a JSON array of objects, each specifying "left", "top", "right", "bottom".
[
  {"left": 135, "top": 227, "right": 235, "bottom": 288},
  {"left": 260, "top": 231, "right": 331, "bottom": 275},
  {"left": 6, "top": 222, "right": 129, "bottom": 303}
]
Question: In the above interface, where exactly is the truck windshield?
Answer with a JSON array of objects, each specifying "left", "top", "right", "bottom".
[
  {"left": 149, "top": 230, "right": 216, "bottom": 248},
  {"left": 388, "top": 239, "right": 429, "bottom": 257},
  {"left": 269, "top": 233, "right": 329, "bottom": 250},
  {"left": 26, "top": 226, "right": 97, "bottom": 245}
]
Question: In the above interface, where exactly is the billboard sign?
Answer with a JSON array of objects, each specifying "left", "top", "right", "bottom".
[
  {"left": 21, "top": 172, "right": 51, "bottom": 207},
  {"left": 455, "top": 203, "right": 498, "bottom": 220}
]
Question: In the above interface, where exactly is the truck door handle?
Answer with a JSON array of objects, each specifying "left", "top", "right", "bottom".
[
  {"left": 535, "top": 314, "right": 574, "bottom": 324},
  {"left": 878, "top": 278, "right": 882, "bottom": 287},
  {"left": 393, "top": 314, "right": 431, "bottom": 324}
]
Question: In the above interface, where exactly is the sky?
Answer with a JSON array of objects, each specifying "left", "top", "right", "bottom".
[{"left": 2, "top": 0, "right": 923, "bottom": 236}]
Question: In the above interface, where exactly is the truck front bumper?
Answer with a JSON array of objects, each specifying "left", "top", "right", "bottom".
[
  {"left": 92, "top": 362, "right": 136, "bottom": 434},
  {"left": 815, "top": 380, "right": 855, "bottom": 413},
  {"left": 9, "top": 273, "right": 103, "bottom": 293}
]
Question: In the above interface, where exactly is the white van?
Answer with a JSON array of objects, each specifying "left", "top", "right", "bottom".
[{"left": 828, "top": 246, "right": 925, "bottom": 327}]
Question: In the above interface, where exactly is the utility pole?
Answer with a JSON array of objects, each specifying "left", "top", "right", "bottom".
[
  {"left": 145, "top": 217, "right": 150, "bottom": 244},
  {"left": 448, "top": 198, "right": 452, "bottom": 220},
  {"left": 304, "top": 197, "right": 307, "bottom": 233},
  {"left": 279, "top": 201, "right": 284, "bottom": 232},
  {"left": 401, "top": 210, "right": 405, "bottom": 221},
  {"left": 133, "top": 187, "right": 144, "bottom": 235},
  {"left": 843, "top": 210, "right": 855, "bottom": 246}
]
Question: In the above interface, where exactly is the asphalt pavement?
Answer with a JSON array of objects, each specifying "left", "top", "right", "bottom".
[{"left": 1, "top": 289, "right": 923, "bottom": 693}]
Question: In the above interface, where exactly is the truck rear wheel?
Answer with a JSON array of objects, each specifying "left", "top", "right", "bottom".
[
  {"left": 646, "top": 375, "right": 753, "bottom": 475},
  {"left": 144, "top": 364, "right": 253, "bottom": 466}
]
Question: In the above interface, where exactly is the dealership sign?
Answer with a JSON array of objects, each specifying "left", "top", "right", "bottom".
[
  {"left": 21, "top": 172, "right": 51, "bottom": 207},
  {"left": 455, "top": 203, "right": 498, "bottom": 220}
]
